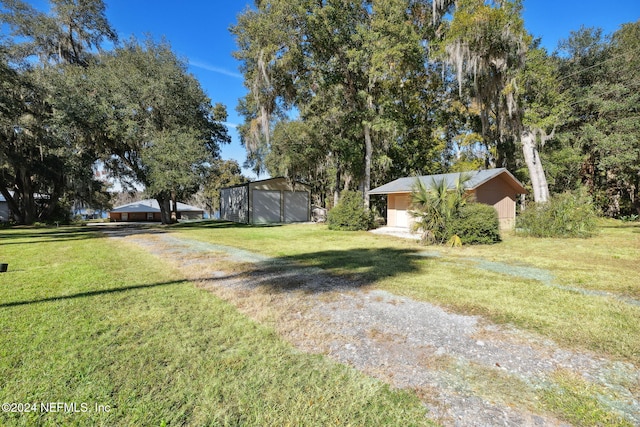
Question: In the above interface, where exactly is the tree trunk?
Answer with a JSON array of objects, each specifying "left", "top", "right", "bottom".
[
  {"left": 363, "top": 122, "right": 372, "bottom": 209},
  {"left": 170, "top": 191, "right": 178, "bottom": 223},
  {"left": 42, "top": 180, "right": 63, "bottom": 221},
  {"left": 157, "top": 196, "right": 172, "bottom": 224},
  {"left": 631, "top": 178, "right": 640, "bottom": 215},
  {"left": 521, "top": 130, "right": 550, "bottom": 203},
  {"left": 333, "top": 160, "right": 341, "bottom": 208},
  {"left": 16, "top": 167, "right": 37, "bottom": 225}
]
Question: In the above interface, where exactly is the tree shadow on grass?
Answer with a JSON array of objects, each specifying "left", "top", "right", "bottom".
[
  {"left": 599, "top": 222, "right": 640, "bottom": 230},
  {"left": 173, "top": 220, "right": 282, "bottom": 230},
  {"left": 0, "top": 280, "right": 185, "bottom": 308},
  {"left": 0, "top": 222, "right": 178, "bottom": 245},
  {"left": 219, "top": 247, "right": 427, "bottom": 293},
  {"left": 1, "top": 246, "right": 429, "bottom": 307},
  {"left": 282, "top": 248, "right": 423, "bottom": 281},
  {"left": 0, "top": 226, "right": 109, "bottom": 246}
]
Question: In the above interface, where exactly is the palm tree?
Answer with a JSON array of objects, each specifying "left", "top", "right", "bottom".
[{"left": 410, "top": 174, "right": 471, "bottom": 244}]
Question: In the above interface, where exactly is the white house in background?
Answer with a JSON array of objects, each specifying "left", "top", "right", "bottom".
[
  {"left": 369, "top": 168, "right": 527, "bottom": 230},
  {"left": 220, "top": 177, "right": 311, "bottom": 224},
  {"left": 108, "top": 199, "right": 204, "bottom": 222}
]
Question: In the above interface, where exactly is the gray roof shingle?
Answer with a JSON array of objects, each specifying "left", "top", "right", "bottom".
[{"left": 369, "top": 168, "right": 525, "bottom": 195}]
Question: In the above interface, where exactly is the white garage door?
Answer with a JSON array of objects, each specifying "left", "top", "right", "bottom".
[
  {"left": 253, "top": 190, "right": 281, "bottom": 223},
  {"left": 284, "top": 191, "right": 309, "bottom": 223}
]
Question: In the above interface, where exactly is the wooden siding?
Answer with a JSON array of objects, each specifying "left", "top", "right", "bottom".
[
  {"left": 387, "top": 194, "right": 413, "bottom": 228},
  {"left": 385, "top": 181, "right": 517, "bottom": 230},
  {"left": 474, "top": 174, "right": 517, "bottom": 230},
  {"left": 379, "top": 170, "right": 524, "bottom": 231},
  {"left": 387, "top": 194, "right": 397, "bottom": 227}
]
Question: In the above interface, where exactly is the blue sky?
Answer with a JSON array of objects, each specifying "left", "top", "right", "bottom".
[{"left": 51, "top": 1, "right": 640, "bottom": 178}]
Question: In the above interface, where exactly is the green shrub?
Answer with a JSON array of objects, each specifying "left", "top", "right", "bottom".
[
  {"left": 410, "top": 175, "right": 470, "bottom": 244},
  {"left": 450, "top": 203, "right": 501, "bottom": 244},
  {"left": 410, "top": 176, "right": 501, "bottom": 245},
  {"left": 327, "top": 190, "right": 373, "bottom": 231},
  {"left": 517, "top": 189, "right": 598, "bottom": 238}
]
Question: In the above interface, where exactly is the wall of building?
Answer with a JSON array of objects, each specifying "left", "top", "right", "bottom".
[
  {"left": 109, "top": 212, "right": 162, "bottom": 222},
  {"left": 386, "top": 181, "right": 517, "bottom": 230},
  {"left": 249, "top": 178, "right": 309, "bottom": 192},
  {"left": 474, "top": 176, "right": 517, "bottom": 230},
  {"left": 386, "top": 194, "right": 413, "bottom": 228}
]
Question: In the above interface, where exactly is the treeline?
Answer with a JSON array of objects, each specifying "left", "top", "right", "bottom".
[
  {"left": 233, "top": 0, "right": 640, "bottom": 217},
  {"left": 0, "top": 0, "right": 231, "bottom": 224}
]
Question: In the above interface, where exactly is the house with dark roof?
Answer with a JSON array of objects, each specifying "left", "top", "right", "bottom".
[
  {"left": 369, "top": 168, "right": 527, "bottom": 230},
  {"left": 108, "top": 199, "right": 204, "bottom": 222}
]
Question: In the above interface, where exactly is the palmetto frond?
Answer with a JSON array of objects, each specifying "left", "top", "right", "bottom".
[{"left": 409, "top": 173, "right": 472, "bottom": 244}]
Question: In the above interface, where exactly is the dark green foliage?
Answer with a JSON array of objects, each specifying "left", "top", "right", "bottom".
[
  {"left": 327, "top": 191, "right": 373, "bottom": 231},
  {"left": 556, "top": 23, "right": 640, "bottom": 217},
  {"left": 0, "top": 0, "right": 118, "bottom": 224},
  {"left": 450, "top": 203, "right": 501, "bottom": 245},
  {"left": 0, "top": 2, "right": 229, "bottom": 225},
  {"left": 517, "top": 190, "right": 598, "bottom": 238},
  {"left": 411, "top": 176, "right": 500, "bottom": 245}
]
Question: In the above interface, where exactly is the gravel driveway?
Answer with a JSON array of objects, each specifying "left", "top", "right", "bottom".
[{"left": 106, "top": 227, "right": 639, "bottom": 426}]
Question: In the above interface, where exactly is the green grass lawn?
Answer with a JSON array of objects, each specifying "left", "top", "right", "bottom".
[
  {"left": 0, "top": 227, "right": 430, "bottom": 426},
  {"left": 175, "top": 219, "right": 640, "bottom": 366},
  {"left": 2, "top": 220, "right": 638, "bottom": 426},
  {"left": 171, "top": 220, "right": 640, "bottom": 426}
]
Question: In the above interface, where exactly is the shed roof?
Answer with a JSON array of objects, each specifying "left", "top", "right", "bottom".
[
  {"left": 369, "top": 168, "right": 526, "bottom": 195},
  {"left": 221, "top": 176, "right": 310, "bottom": 191},
  {"left": 110, "top": 199, "right": 203, "bottom": 213}
]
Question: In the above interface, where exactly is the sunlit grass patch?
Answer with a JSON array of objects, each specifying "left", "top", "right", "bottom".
[
  {"left": 0, "top": 226, "right": 432, "bottom": 426},
  {"left": 541, "top": 370, "right": 635, "bottom": 427},
  {"left": 165, "top": 220, "right": 640, "bottom": 423},
  {"left": 172, "top": 220, "right": 640, "bottom": 365}
]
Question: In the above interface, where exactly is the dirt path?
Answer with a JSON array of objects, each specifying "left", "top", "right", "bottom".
[{"left": 106, "top": 227, "right": 639, "bottom": 426}]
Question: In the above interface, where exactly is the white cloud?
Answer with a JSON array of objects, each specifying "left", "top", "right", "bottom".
[{"left": 189, "top": 60, "right": 243, "bottom": 79}]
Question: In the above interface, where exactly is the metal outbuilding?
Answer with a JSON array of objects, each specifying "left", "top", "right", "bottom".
[{"left": 220, "top": 177, "right": 311, "bottom": 224}]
